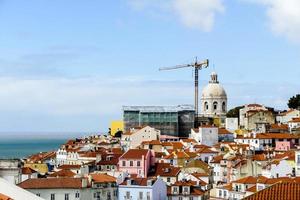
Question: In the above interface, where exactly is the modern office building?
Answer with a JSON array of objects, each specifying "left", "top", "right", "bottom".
[{"left": 123, "top": 105, "right": 195, "bottom": 137}]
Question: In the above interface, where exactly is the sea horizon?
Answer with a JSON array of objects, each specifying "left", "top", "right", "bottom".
[{"left": 0, "top": 131, "right": 104, "bottom": 159}]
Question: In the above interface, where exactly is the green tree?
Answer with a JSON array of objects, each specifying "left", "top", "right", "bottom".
[
  {"left": 288, "top": 94, "right": 300, "bottom": 109},
  {"left": 226, "top": 106, "right": 243, "bottom": 118}
]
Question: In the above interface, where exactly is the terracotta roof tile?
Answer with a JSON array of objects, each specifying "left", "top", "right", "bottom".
[
  {"left": 57, "top": 164, "right": 81, "bottom": 170},
  {"left": 0, "top": 193, "right": 13, "bottom": 200},
  {"left": 119, "top": 178, "right": 156, "bottom": 186},
  {"left": 90, "top": 173, "right": 116, "bottom": 183},
  {"left": 233, "top": 176, "right": 257, "bottom": 184},
  {"left": 289, "top": 117, "right": 300, "bottom": 123},
  {"left": 218, "top": 128, "right": 232, "bottom": 135},
  {"left": 120, "top": 149, "right": 149, "bottom": 159},
  {"left": 22, "top": 167, "right": 37, "bottom": 175},
  {"left": 152, "top": 163, "right": 181, "bottom": 177},
  {"left": 18, "top": 177, "right": 86, "bottom": 189},
  {"left": 48, "top": 169, "right": 76, "bottom": 178},
  {"left": 243, "top": 182, "right": 300, "bottom": 200}
]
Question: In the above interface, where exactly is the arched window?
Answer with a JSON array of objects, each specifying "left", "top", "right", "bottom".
[
  {"left": 204, "top": 102, "right": 208, "bottom": 111},
  {"left": 222, "top": 102, "right": 226, "bottom": 112},
  {"left": 213, "top": 102, "right": 218, "bottom": 110}
]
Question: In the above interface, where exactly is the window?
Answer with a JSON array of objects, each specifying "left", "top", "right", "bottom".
[
  {"left": 107, "top": 191, "right": 111, "bottom": 200},
  {"left": 224, "top": 191, "right": 227, "bottom": 197},
  {"left": 113, "top": 190, "right": 117, "bottom": 197},
  {"left": 179, "top": 197, "right": 183, "bottom": 200},
  {"left": 167, "top": 177, "right": 171, "bottom": 182},
  {"left": 183, "top": 187, "right": 189, "bottom": 193},
  {"left": 94, "top": 192, "right": 101, "bottom": 199},
  {"left": 173, "top": 187, "right": 178, "bottom": 193},
  {"left": 213, "top": 102, "right": 218, "bottom": 110},
  {"left": 126, "top": 191, "right": 130, "bottom": 199},
  {"left": 219, "top": 190, "right": 222, "bottom": 197},
  {"left": 137, "top": 161, "right": 140, "bottom": 166},
  {"left": 205, "top": 157, "right": 209, "bottom": 163},
  {"left": 204, "top": 102, "right": 209, "bottom": 111},
  {"left": 139, "top": 192, "right": 143, "bottom": 199},
  {"left": 65, "top": 194, "right": 69, "bottom": 200},
  {"left": 51, "top": 194, "right": 55, "bottom": 200},
  {"left": 222, "top": 102, "right": 226, "bottom": 112},
  {"left": 189, "top": 197, "right": 194, "bottom": 200},
  {"left": 122, "top": 161, "right": 126, "bottom": 166},
  {"left": 75, "top": 192, "right": 80, "bottom": 198},
  {"left": 130, "top": 161, "right": 133, "bottom": 166},
  {"left": 147, "top": 192, "right": 150, "bottom": 200}
]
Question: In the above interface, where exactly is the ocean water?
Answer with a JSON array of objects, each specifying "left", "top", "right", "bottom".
[{"left": 0, "top": 138, "right": 66, "bottom": 159}]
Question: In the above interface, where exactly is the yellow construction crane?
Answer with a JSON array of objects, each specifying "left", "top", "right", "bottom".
[{"left": 159, "top": 58, "right": 209, "bottom": 126}]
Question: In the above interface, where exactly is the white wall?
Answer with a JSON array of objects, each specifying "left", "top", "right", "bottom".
[{"left": 226, "top": 118, "right": 238, "bottom": 131}]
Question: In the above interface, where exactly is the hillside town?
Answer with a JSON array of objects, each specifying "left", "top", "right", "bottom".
[{"left": 1, "top": 72, "right": 300, "bottom": 200}]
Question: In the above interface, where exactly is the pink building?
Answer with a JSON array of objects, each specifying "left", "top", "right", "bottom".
[
  {"left": 275, "top": 141, "right": 291, "bottom": 151},
  {"left": 118, "top": 149, "right": 153, "bottom": 178}
]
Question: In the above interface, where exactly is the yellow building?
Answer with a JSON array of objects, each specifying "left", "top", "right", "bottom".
[
  {"left": 110, "top": 120, "right": 124, "bottom": 136},
  {"left": 24, "top": 163, "right": 49, "bottom": 174}
]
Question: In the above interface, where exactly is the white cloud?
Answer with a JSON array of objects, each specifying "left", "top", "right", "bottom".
[
  {"left": 127, "top": 0, "right": 225, "bottom": 31},
  {"left": 0, "top": 76, "right": 298, "bottom": 131},
  {"left": 247, "top": 0, "right": 300, "bottom": 43},
  {"left": 0, "top": 76, "right": 193, "bottom": 116}
]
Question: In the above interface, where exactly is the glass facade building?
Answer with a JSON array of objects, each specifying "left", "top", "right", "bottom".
[{"left": 123, "top": 105, "right": 195, "bottom": 137}]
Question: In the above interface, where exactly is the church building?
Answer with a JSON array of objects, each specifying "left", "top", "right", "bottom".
[{"left": 200, "top": 72, "right": 227, "bottom": 124}]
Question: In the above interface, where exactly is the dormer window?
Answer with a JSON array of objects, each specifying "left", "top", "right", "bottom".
[
  {"left": 183, "top": 186, "right": 190, "bottom": 194},
  {"left": 172, "top": 186, "right": 179, "bottom": 194}
]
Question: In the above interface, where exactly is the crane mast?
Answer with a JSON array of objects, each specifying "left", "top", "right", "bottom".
[{"left": 159, "top": 58, "right": 209, "bottom": 127}]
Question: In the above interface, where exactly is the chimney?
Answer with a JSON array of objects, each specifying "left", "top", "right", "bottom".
[
  {"left": 147, "top": 180, "right": 153, "bottom": 186},
  {"left": 82, "top": 178, "right": 88, "bottom": 188}
]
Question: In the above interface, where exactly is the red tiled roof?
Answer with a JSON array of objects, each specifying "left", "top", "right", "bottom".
[
  {"left": 289, "top": 117, "right": 300, "bottom": 123},
  {"left": 194, "top": 144, "right": 212, "bottom": 149},
  {"left": 119, "top": 178, "right": 156, "bottom": 186},
  {"left": 141, "top": 140, "right": 162, "bottom": 145},
  {"left": 218, "top": 128, "right": 232, "bottom": 135},
  {"left": 256, "top": 176, "right": 300, "bottom": 185},
  {"left": 27, "top": 151, "right": 56, "bottom": 163},
  {"left": 181, "top": 139, "right": 197, "bottom": 143},
  {"left": 233, "top": 176, "right": 257, "bottom": 184},
  {"left": 153, "top": 163, "right": 181, "bottom": 177},
  {"left": 90, "top": 173, "right": 116, "bottom": 183},
  {"left": 197, "top": 147, "right": 218, "bottom": 154},
  {"left": 48, "top": 169, "right": 76, "bottom": 178},
  {"left": 243, "top": 182, "right": 300, "bottom": 200},
  {"left": 22, "top": 167, "right": 37, "bottom": 175},
  {"left": 270, "top": 123, "right": 288, "bottom": 130},
  {"left": 97, "top": 153, "right": 121, "bottom": 166},
  {"left": 173, "top": 180, "right": 197, "bottom": 186},
  {"left": 57, "top": 164, "right": 81, "bottom": 170},
  {"left": 120, "top": 149, "right": 149, "bottom": 159},
  {"left": 210, "top": 155, "right": 223, "bottom": 163},
  {"left": 18, "top": 178, "right": 86, "bottom": 189},
  {"left": 246, "top": 185, "right": 257, "bottom": 193},
  {"left": 236, "top": 133, "right": 299, "bottom": 139},
  {"left": 0, "top": 193, "right": 13, "bottom": 200},
  {"left": 252, "top": 154, "right": 267, "bottom": 161}
]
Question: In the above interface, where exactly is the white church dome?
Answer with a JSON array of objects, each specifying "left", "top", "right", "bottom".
[
  {"left": 202, "top": 83, "right": 227, "bottom": 98},
  {"left": 202, "top": 72, "right": 227, "bottom": 98}
]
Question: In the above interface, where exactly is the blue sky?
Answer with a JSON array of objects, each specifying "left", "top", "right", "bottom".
[{"left": 0, "top": 0, "right": 300, "bottom": 133}]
